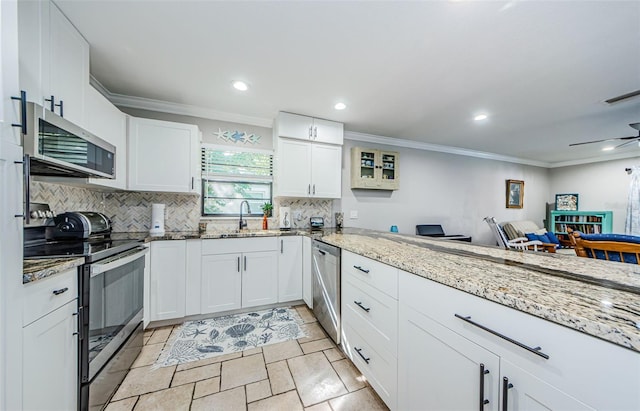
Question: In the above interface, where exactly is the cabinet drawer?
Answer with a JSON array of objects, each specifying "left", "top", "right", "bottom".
[
  {"left": 343, "top": 276, "right": 398, "bottom": 355},
  {"left": 342, "top": 250, "right": 398, "bottom": 298},
  {"left": 343, "top": 320, "right": 397, "bottom": 410},
  {"left": 23, "top": 268, "right": 78, "bottom": 326},
  {"left": 202, "top": 237, "right": 278, "bottom": 255}
]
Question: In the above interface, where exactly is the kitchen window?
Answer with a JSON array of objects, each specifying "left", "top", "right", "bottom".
[{"left": 201, "top": 146, "right": 273, "bottom": 217}]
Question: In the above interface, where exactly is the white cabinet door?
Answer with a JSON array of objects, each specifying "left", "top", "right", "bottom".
[
  {"left": 312, "top": 118, "right": 343, "bottom": 145},
  {"left": 302, "top": 236, "right": 312, "bottom": 308},
  {"left": 278, "top": 236, "right": 303, "bottom": 302},
  {"left": 276, "top": 138, "right": 312, "bottom": 197},
  {"left": 201, "top": 253, "right": 242, "bottom": 314},
  {"left": 17, "top": 0, "right": 46, "bottom": 117},
  {"left": 242, "top": 251, "right": 278, "bottom": 308},
  {"left": 311, "top": 143, "right": 341, "bottom": 198},
  {"left": 149, "top": 241, "right": 186, "bottom": 321},
  {"left": 276, "top": 112, "right": 343, "bottom": 145},
  {"left": 398, "top": 303, "right": 500, "bottom": 411},
  {"left": 128, "top": 117, "right": 200, "bottom": 193},
  {"left": 501, "top": 359, "right": 595, "bottom": 411},
  {"left": 48, "top": 1, "right": 89, "bottom": 126},
  {"left": 277, "top": 112, "right": 313, "bottom": 141},
  {"left": 23, "top": 299, "right": 78, "bottom": 411},
  {"left": 85, "top": 86, "right": 127, "bottom": 190}
]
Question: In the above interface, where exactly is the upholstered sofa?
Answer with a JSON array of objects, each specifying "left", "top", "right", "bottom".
[{"left": 500, "top": 220, "right": 544, "bottom": 240}]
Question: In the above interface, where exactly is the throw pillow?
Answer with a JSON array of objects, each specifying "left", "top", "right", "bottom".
[
  {"left": 545, "top": 231, "right": 561, "bottom": 245},
  {"left": 536, "top": 233, "right": 552, "bottom": 244},
  {"left": 524, "top": 233, "right": 538, "bottom": 241}
]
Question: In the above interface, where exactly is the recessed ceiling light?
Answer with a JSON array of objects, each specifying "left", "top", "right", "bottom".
[
  {"left": 602, "top": 146, "right": 615, "bottom": 151},
  {"left": 232, "top": 81, "right": 248, "bottom": 91},
  {"left": 474, "top": 114, "right": 488, "bottom": 121},
  {"left": 334, "top": 102, "right": 347, "bottom": 110}
]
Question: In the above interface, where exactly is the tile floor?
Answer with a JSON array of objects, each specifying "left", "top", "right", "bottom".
[{"left": 105, "top": 305, "right": 389, "bottom": 411}]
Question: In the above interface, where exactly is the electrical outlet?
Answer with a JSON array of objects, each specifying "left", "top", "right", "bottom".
[
  {"left": 350, "top": 210, "right": 358, "bottom": 219},
  {"left": 294, "top": 211, "right": 302, "bottom": 220}
]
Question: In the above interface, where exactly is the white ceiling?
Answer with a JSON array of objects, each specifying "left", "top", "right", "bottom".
[{"left": 55, "top": 0, "right": 640, "bottom": 166}]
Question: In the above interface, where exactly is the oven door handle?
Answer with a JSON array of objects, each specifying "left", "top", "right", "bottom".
[{"left": 90, "top": 247, "right": 148, "bottom": 276}]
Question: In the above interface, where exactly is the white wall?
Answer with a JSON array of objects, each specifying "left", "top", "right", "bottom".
[
  {"left": 339, "top": 139, "right": 550, "bottom": 244},
  {"left": 549, "top": 157, "right": 640, "bottom": 233}
]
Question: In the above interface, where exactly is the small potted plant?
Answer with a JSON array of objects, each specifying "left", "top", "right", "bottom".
[
  {"left": 261, "top": 202, "right": 273, "bottom": 230},
  {"left": 261, "top": 202, "right": 273, "bottom": 217}
]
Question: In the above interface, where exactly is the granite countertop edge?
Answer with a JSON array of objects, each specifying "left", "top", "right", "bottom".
[{"left": 23, "top": 257, "right": 85, "bottom": 284}]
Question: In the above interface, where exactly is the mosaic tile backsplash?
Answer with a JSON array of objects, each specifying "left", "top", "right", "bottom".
[{"left": 31, "top": 181, "right": 334, "bottom": 233}]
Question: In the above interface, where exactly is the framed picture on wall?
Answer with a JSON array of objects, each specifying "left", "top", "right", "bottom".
[
  {"left": 506, "top": 179, "right": 524, "bottom": 209},
  {"left": 555, "top": 193, "right": 579, "bottom": 211}
]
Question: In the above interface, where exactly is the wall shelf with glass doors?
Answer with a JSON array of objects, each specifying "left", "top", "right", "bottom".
[{"left": 350, "top": 147, "right": 399, "bottom": 190}]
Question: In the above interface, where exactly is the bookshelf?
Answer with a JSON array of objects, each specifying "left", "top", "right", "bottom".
[{"left": 550, "top": 210, "right": 613, "bottom": 235}]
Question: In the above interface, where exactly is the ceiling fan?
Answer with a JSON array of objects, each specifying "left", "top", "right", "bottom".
[{"left": 569, "top": 123, "right": 640, "bottom": 148}]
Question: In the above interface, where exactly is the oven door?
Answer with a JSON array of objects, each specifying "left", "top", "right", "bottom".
[{"left": 80, "top": 246, "right": 148, "bottom": 384}]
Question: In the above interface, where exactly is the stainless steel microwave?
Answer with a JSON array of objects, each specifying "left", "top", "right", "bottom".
[{"left": 22, "top": 102, "right": 116, "bottom": 179}]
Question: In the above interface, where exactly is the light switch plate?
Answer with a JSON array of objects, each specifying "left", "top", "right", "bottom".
[{"left": 349, "top": 210, "right": 358, "bottom": 219}]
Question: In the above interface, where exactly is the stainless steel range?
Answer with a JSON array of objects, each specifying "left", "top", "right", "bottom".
[{"left": 24, "top": 204, "right": 147, "bottom": 411}]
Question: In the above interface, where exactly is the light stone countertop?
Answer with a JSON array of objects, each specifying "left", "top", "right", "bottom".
[
  {"left": 317, "top": 230, "right": 640, "bottom": 352},
  {"left": 23, "top": 257, "right": 84, "bottom": 284}
]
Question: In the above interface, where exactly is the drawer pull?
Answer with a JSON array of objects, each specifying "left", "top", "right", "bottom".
[
  {"left": 455, "top": 314, "right": 549, "bottom": 360},
  {"left": 502, "top": 377, "right": 514, "bottom": 411},
  {"left": 353, "top": 265, "right": 370, "bottom": 273},
  {"left": 354, "top": 301, "right": 370, "bottom": 312},
  {"left": 479, "top": 363, "right": 490, "bottom": 410},
  {"left": 354, "top": 347, "right": 370, "bottom": 364},
  {"left": 52, "top": 287, "right": 69, "bottom": 296}
]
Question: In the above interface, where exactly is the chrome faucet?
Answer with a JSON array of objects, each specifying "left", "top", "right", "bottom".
[{"left": 239, "top": 200, "right": 251, "bottom": 230}]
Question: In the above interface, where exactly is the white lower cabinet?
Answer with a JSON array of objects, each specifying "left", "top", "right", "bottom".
[
  {"left": 398, "top": 269, "right": 638, "bottom": 411},
  {"left": 149, "top": 240, "right": 186, "bottom": 321},
  {"left": 398, "top": 304, "right": 500, "bottom": 411},
  {"left": 201, "top": 253, "right": 242, "bottom": 313},
  {"left": 201, "top": 237, "right": 278, "bottom": 315},
  {"left": 302, "top": 236, "right": 313, "bottom": 308},
  {"left": 278, "top": 236, "right": 303, "bottom": 303},
  {"left": 501, "top": 359, "right": 594, "bottom": 411},
  {"left": 341, "top": 251, "right": 398, "bottom": 410},
  {"left": 22, "top": 268, "right": 78, "bottom": 411}
]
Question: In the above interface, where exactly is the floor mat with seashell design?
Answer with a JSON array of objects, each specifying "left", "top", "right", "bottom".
[{"left": 154, "top": 307, "right": 306, "bottom": 368}]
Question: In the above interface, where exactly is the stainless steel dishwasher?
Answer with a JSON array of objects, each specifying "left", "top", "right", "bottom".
[{"left": 312, "top": 240, "right": 341, "bottom": 345}]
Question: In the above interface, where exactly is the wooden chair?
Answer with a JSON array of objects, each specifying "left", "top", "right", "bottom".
[
  {"left": 567, "top": 228, "right": 640, "bottom": 264},
  {"left": 484, "top": 217, "right": 556, "bottom": 253}
]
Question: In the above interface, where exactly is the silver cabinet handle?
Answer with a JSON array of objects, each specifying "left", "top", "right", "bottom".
[
  {"left": 455, "top": 314, "right": 549, "bottom": 359},
  {"left": 313, "top": 126, "right": 318, "bottom": 138},
  {"left": 281, "top": 239, "right": 284, "bottom": 254},
  {"left": 45, "top": 95, "right": 55, "bottom": 112},
  {"left": 309, "top": 125, "right": 313, "bottom": 139},
  {"left": 308, "top": 184, "right": 311, "bottom": 195},
  {"left": 11, "top": 90, "right": 27, "bottom": 134},
  {"left": 312, "top": 184, "right": 316, "bottom": 195},
  {"left": 191, "top": 177, "right": 195, "bottom": 190},
  {"left": 244, "top": 255, "right": 247, "bottom": 271},
  {"left": 52, "top": 287, "right": 69, "bottom": 295},
  {"left": 237, "top": 256, "right": 240, "bottom": 272}
]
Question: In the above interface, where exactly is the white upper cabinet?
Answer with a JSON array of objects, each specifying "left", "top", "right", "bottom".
[
  {"left": 275, "top": 138, "right": 342, "bottom": 199},
  {"left": 276, "top": 112, "right": 343, "bottom": 145},
  {"left": 85, "top": 86, "right": 127, "bottom": 190},
  {"left": 127, "top": 116, "right": 201, "bottom": 193},
  {"left": 18, "top": 0, "right": 89, "bottom": 127}
]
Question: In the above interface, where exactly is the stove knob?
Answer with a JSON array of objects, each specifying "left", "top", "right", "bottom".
[
  {"left": 37, "top": 210, "right": 45, "bottom": 218},
  {"left": 59, "top": 222, "right": 74, "bottom": 232},
  {"left": 30, "top": 211, "right": 39, "bottom": 219},
  {"left": 45, "top": 210, "right": 53, "bottom": 218}
]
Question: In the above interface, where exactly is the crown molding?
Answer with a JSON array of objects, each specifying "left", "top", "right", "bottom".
[
  {"left": 548, "top": 152, "right": 640, "bottom": 168},
  {"left": 344, "top": 131, "right": 552, "bottom": 168},
  {"left": 89, "top": 76, "right": 273, "bottom": 128},
  {"left": 90, "top": 76, "right": 637, "bottom": 169}
]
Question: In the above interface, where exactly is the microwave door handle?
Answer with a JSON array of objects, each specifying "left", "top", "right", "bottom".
[{"left": 90, "top": 247, "right": 148, "bottom": 276}]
